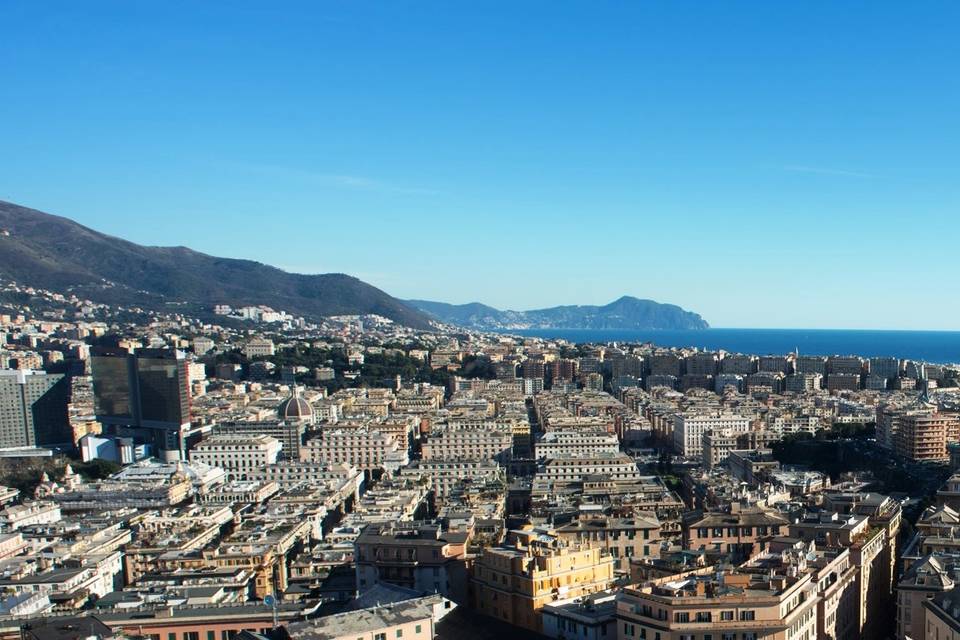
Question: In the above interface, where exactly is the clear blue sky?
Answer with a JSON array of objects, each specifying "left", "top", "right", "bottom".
[{"left": 1, "top": 2, "right": 958, "bottom": 330}]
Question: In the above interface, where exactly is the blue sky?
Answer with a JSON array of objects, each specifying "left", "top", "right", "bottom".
[{"left": 1, "top": 1, "right": 958, "bottom": 330}]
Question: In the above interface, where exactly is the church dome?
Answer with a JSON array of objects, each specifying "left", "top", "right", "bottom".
[{"left": 278, "top": 386, "right": 313, "bottom": 422}]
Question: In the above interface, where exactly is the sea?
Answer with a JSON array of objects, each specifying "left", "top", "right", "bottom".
[{"left": 501, "top": 328, "right": 960, "bottom": 365}]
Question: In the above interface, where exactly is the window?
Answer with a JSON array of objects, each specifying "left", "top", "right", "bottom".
[
  {"left": 720, "top": 611, "right": 734, "bottom": 621},
  {"left": 415, "top": 626, "right": 422, "bottom": 634},
  {"left": 169, "top": 634, "right": 177, "bottom": 640},
  {"left": 674, "top": 612, "right": 689, "bottom": 623},
  {"left": 740, "top": 610, "right": 756, "bottom": 621},
  {"left": 185, "top": 634, "right": 199, "bottom": 640},
  {"left": 696, "top": 612, "right": 712, "bottom": 623},
  {"left": 375, "top": 634, "right": 386, "bottom": 640},
  {"left": 396, "top": 629, "right": 403, "bottom": 638}
]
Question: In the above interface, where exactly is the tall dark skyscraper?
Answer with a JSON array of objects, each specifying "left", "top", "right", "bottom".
[{"left": 91, "top": 347, "right": 191, "bottom": 459}]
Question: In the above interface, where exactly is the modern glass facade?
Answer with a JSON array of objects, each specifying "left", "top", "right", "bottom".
[
  {"left": 91, "top": 347, "right": 191, "bottom": 433},
  {"left": 91, "top": 351, "right": 134, "bottom": 420},
  {"left": 137, "top": 351, "right": 191, "bottom": 427}
]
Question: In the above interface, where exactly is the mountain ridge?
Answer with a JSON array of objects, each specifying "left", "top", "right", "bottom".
[
  {"left": 408, "top": 296, "right": 709, "bottom": 330},
  {"left": 0, "top": 200, "right": 435, "bottom": 329}
]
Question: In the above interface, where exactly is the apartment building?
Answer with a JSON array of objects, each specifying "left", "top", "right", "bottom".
[
  {"left": 535, "top": 430, "right": 620, "bottom": 460},
  {"left": 285, "top": 595, "right": 447, "bottom": 640},
  {"left": 0, "top": 368, "right": 70, "bottom": 447},
  {"left": 555, "top": 514, "right": 661, "bottom": 569},
  {"left": 746, "top": 372, "right": 785, "bottom": 394},
  {"left": 727, "top": 449, "right": 779, "bottom": 486},
  {"left": 756, "top": 539, "right": 860, "bottom": 640},
  {"left": 354, "top": 522, "right": 470, "bottom": 602},
  {"left": 243, "top": 338, "right": 275, "bottom": 358},
  {"left": 213, "top": 420, "right": 307, "bottom": 459},
  {"left": 683, "top": 504, "right": 789, "bottom": 560},
  {"left": 721, "top": 354, "right": 757, "bottom": 375},
  {"left": 0, "top": 501, "right": 61, "bottom": 531},
  {"left": 895, "top": 555, "right": 955, "bottom": 640},
  {"left": 673, "top": 413, "right": 751, "bottom": 458},
  {"left": 784, "top": 373, "right": 822, "bottom": 393},
  {"left": 795, "top": 356, "right": 827, "bottom": 375},
  {"left": 827, "top": 356, "right": 865, "bottom": 376},
  {"left": 922, "top": 587, "right": 960, "bottom": 640},
  {"left": 301, "top": 429, "right": 408, "bottom": 472},
  {"left": 702, "top": 429, "right": 739, "bottom": 470},
  {"left": 421, "top": 425, "right": 513, "bottom": 462},
  {"left": 648, "top": 353, "right": 683, "bottom": 377},
  {"left": 895, "top": 408, "right": 960, "bottom": 462},
  {"left": 537, "top": 452, "right": 643, "bottom": 484},
  {"left": 685, "top": 352, "right": 719, "bottom": 376},
  {"left": 789, "top": 509, "right": 892, "bottom": 639},
  {"left": 551, "top": 359, "right": 580, "bottom": 382},
  {"left": 714, "top": 374, "right": 744, "bottom": 393},
  {"left": 472, "top": 526, "right": 616, "bottom": 633},
  {"left": 759, "top": 355, "right": 791, "bottom": 374},
  {"left": 615, "top": 567, "right": 818, "bottom": 640},
  {"left": 826, "top": 373, "right": 861, "bottom": 391},
  {"left": 189, "top": 435, "right": 281, "bottom": 479},
  {"left": 246, "top": 461, "right": 364, "bottom": 496},
  {"left": 399, "top": 459, "right": 503, "bottom": 505},
  {"left": 869, "top": 356, "right": 902, "bottom": 381}
]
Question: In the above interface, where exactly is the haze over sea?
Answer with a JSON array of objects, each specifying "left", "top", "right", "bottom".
[{"left": 506, "top": 328, "right": 960, "bottom": 364}]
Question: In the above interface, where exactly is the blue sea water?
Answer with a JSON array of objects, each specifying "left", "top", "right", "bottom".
[{"left": 503, "top": 328, "right": 960, "bottom": 364}]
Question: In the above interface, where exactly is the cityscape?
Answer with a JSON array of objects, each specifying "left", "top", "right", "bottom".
[
  {"left": 0, "top": 276, "right": 959, "bottom": 640},
  {"left": 2, "top": 3, "right": 960, "bottom": 640}
]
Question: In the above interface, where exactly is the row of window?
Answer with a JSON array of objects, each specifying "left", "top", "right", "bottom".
[
  {"left": 694, "top": 526, "right": 781, "bottom": 538},
  {"left": 598, "top": 530, "right": 650, "bottom": 540},
  {"left": 370, "top": 624, "right": 422, "bottom": 640},
  {"left": 624, "top": 627, "right": 758, "bottom": 640},
  {"left": 632, "top": 607, "right": 754, "bottom": 623},
  {"left": 145, "top": 628, "right": 271, "bottom": 640}
]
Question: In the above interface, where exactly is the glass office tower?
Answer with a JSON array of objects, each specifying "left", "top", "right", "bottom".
[{"left": 91, "top": 347, "right": 191, "bottom": 459}]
